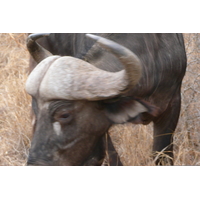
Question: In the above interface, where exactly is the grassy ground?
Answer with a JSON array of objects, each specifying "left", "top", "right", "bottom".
[{"left": 0, "top": 33, "right": 199, "bottom": 165}]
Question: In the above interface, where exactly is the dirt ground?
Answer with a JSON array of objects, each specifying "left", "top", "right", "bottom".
[{"left": 0, "top": 33, "right": 199, "bottom": 165}]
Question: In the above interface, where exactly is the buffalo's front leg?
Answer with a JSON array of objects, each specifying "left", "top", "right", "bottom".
[{"left": 153, "top": 93, "right": 181, "bottom": 165}]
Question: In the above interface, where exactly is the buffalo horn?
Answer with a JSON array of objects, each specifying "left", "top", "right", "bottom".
[
  {"left": 86, "top": 34, "right": 142, "bottom": 91},
  {"left": 27, "top": 33, "right": 53, "bottom": 63},
  {"left": 26, "top": 34, "right": 142, "bottom": 101}
]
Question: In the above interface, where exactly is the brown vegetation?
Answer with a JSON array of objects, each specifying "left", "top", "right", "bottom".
[
  {"left": 0, "top": 33, "right": 199, "bottom": 165},
  {"left": 0, "top": 34, "right": 31, "bottom": 165}
]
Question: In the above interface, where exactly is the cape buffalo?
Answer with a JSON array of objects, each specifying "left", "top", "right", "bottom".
[{"left": 25, "top": 33, "right": 187, "bottom": 166}]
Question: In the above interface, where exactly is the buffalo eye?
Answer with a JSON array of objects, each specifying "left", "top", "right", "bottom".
[
  {"left": 53, "top": 109, "right": 73, "bottom": 124},
  {"left": 60, "top": 113, "right": 70, "bottom": 119}
]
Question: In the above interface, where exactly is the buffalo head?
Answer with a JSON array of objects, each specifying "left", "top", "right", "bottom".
[{"left": 25, "top": 33, "right": 156, "bottom": 165}]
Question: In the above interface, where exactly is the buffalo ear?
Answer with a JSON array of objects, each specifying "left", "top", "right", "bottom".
[{"left": 103, "top": 97, "right": 158, "bottom": 124}]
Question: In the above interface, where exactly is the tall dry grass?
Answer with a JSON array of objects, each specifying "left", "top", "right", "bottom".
[
  {"left": 0, "top": 33, "right": 199, "bottom": 166},
  {"left": 0, "top": 34, "right": 32, "bottom": 165}
]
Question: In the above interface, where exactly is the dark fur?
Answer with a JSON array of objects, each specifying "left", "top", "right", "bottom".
[{"left": 28, "top": 34, "right": 187, "bottom": 165}]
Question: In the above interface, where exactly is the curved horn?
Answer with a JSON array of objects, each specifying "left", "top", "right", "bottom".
[
  {"left": 86, "top": 34, "right": 142, "bottom": 91},
  {"left": 27, "top": 33, "right": 52, "bottom": 63},
  {"left": 26, "top": 34, "right": 142, "bottom": 101}
]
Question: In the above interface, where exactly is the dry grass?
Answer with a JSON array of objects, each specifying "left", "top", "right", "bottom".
[
  {"left": 0, "top": 33, "right": 199, "bottom": 166},
  {"left": 0, "top": 33, "right": 32, "bottom": 165}
]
